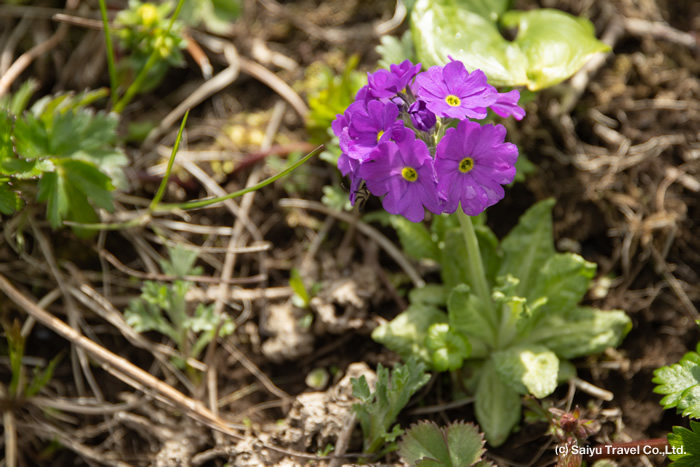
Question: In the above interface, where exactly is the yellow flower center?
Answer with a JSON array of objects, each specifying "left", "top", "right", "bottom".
[
  {"left": 445, "top": 95, "right": 461, "bottom": 107},
  {"left": 459, "top": 157, "right": 474, "bottom": 173},
  {"left": 376, "top": 130, "right": 384, "bottom": 142},
  {"left": 401, "top": 167, "right": 418, "bottom": 182}
]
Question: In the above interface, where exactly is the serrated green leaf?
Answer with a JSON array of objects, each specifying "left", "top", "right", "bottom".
[
  {"left": 352, "top": 359, "right": 431, "bottom": 453},
  {"left": 0, "top": 79, "right": 38, "bottom": 115},
  {"left": 446, "top": 422, "right": 486, "bottom": 466},
  {"left": 377, "top": 31, "right": 416, "bottom": 70},
  {"left": 372, "top": 304, "right": 447, "bottom": 365},
  {"left": 159, "top": 246, "right": 202, "bottom": 277},
  {"left": 527, "top": 306, "right": 631, "bottom": 360},
  {"left": 61, "top": 159, "right": 115, "bottom": 212},
  {"left": 498, "top": 198, "right": 556, "bottom": 297},
  {"left": 36, "top": 171, "right": 68, "bottom": 228},
  {"left": 411, "top": 1, "right": 609, "bottom": 90},
  {"left": 474, "top": 363, "right": 521, "bottom": 446},
  {"left": 399, "top": 421, "right": 486, "bottom": 466},
  {"left": 527, "top": 252, "right": 596, "bottom": 317},
  {"left": 0, "top": 179, "right": 22, "bottom": 215},
  {"left": 447, "top": 284, "right": 495, "bottom": 355},
  {"left": 352, "top": 374, "right": 372, "bottom": 402},
  {"left": 654, "top": 356, "right": 700, "bottom": 418},
  {"left": 391, "top": 215, "right": 440, "bottom": 262},
  {"left": 492, "top": 345, "right": 559, "bottom": 398},
  {"left": 668, "top": 420, "right": 700, "bottom": 465}
]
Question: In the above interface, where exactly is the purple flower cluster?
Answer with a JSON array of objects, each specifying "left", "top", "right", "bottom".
[{"left": 333, "top": 59, "right": 524, "bottom": 222}]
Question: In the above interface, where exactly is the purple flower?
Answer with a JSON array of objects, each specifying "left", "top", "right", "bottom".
[
  {"left": 413, "top": 60, "right": 497, "bottom": 119},
  {"left": 346, "top": 100, "right": 404, "bottom": 159},
  {"left": 360, "top": 128, "right": 442, "bottom": 222},
  {"left": 367, "top": 60, "right": 422, "bottom": 99},
  {"left": 435, "top": 120, "right": 517, "bottom": 216},
  {"left": 491, "top": 90, "right": 525, "bottom": 120},
  {"left": 408, "top": 100, "right": 436, "bottom": 132},
  {"left": 337, "top": 153, "right": 363, "bottom": 205}
]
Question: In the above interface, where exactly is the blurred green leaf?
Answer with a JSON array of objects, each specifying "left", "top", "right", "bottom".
[{"left": 398, "top": 421, "right": 486, "bottom": 467}]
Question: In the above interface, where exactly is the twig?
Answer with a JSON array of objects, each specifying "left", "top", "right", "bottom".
[
  {"left": 279, "top": 198, "right": 426, "bottom": 288},
  {"left": 623, "top": 17, "right": 698, "bottom": 50},
  {"left": 239, "top": 56, "right": 308, "bottom": 120},
  {"left": 572, "top": 376, "right": 614, "bottom": 401}
]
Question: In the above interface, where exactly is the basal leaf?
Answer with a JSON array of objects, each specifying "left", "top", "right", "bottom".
[
  {"left": 474, "top": 363, "right": 521, "bottom": 446},
  {"left": 440, "top": 224, "right": 500, "bottom": 291},
  {"left": 13, "top": 113, "right": 50, "bottom": 160},
  {"left": 500, "top": 9, "right": 610, "bottom": 90},
  {"left": 409, "top": 284, "right": 448, "bottom": 308},
  {"left": 527, "top": 306, "right": 631, "bottom": 360},
  {"left": 447, "top": 284, "right": 495, "bottom": 355},
  {"left": 445, "top": 421, "right": 487, "bottom": 466},
  {"left": 498, "top": 198, "right": 556, "bottom": 298},
  {"left": 527, "top": 252, "right": 596, "bottom": 317},
  {"left": 372, "top": 304, "right": 447, "bottom": 365},
  {"left": 391, "top": 215, "right": 440, "bottom": 262},
  {"left": 668, "top": 420, "right": 700, "bottom": 465},
  {"left": 377, "top": 31, "right": 417, "bottom": 70},
  {"left": 412, "top": 1, "right": 609, "bottom": 90},
  {"left": 492, "top": 345, "right": 559, "bottom": 398}
]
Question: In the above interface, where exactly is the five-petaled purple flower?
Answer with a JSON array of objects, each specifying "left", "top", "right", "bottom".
[
  {"left": 413, "top": 61, "right": 498, "bottom": 120},
  {"left": 435, "top": 120, "right": 518, "bottom": 216},
  {"left": 332, "top": 59, "right": 524, "bottom": 221},
  {"left": 360, "top": 128, "right": 441, "bottom": 222}
]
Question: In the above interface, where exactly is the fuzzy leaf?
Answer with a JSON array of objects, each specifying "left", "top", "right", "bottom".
[
  {"left": 474, "top": 364, "right": 521, "bottom": 446},
  {"left": 372, "top": 304, "right": 447, "bottom": 365},
  {"left": 492, "top": 345, "right": 559, "bottom": 398},
  {"left": 392, "top": 215, "right": 440, "bottom": 262},
  {"left": 398, "top": 421, "right": 486, "bottom": 466},
  {"left": 352, "top": 359, "right": 431, "bottom": 453},
  {"left": 409, "top": 284, "right": 448, "bottom": 308},
  {"left": 668, "top": 420, "right": 700, "bottom": 465},
  {"left": 447, "top": 284, "right": 495, "bottom": 356},
  {"left": 377, "top": 31, "right": 417, "bottom": 70},
  {"left": 425, "top": 323, "right": 471, "bottom": 372},
  {"left": 654, "top": 353, "right": 700, "bottom": 418},
  {"left": 440, "top": 224, "right": 501, "bottom": 291},
  {"left": 498, "top": 198, "right": 556, "bottom": 297},
  {"left": 411, "top": 1, "right": 609, "bottom": 90},
  {"left": 527, "top": 253, "right": 596, "bottom": 317},
  {"left": 528, "top": 306, "right": 631, "bottom": 360}
]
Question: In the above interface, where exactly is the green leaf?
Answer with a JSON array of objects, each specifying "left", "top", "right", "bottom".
[
  {"left": 391, "top": 215, "right": 440, "bottom": 262},
  {"left": 0, "top": 179, "right": 22, "bottom": 215},
  {"left": 25, "top": 352, "right": 63, "bottom": 397},
  {"left": 159, "top": 246, "right": 202, "bottom": 277},
  {"left": 440, "top": 224, "right": 500, "bottom": 291},
  {"left": 377, "top": 31, "right": 416, "bottom": 70},
  {"left": 411, "top": 1, "right": 609, "bottom": 90},
  {"left": 654, "top": 354, "right": 700, "bottom": 418},
  {"left": 425, "top": 323, "right": 471, "bottom": 372},
  {"left": 398, "top": 421, "right": 486, "bottom": 467},
  {"left": 668, "top": 420, "right": 700, "bottom": 465},
  {"left": 492, "top": 345, "right": 559, "bottom": 398},
  {"left": 0, "top": 79, "right": 38, "bottom": 115},
  {"left": 352, "top": 359, "right": 431, "bottom": 453},
  {"left": 36, "top": 171, "right": 68, "bottom": 229},
  {"left": 527, "top": 253, "right": 596, "bottom": 317},
  {"left": 61, "top": 159, "right": 115, "bottom": 212},
  {"left": 498, "top": 198, "right": 556, "bottom": 297},
  {"left": 528, "top": 306, "right": 631, "bottom": 360},
  {"left": 447, "top": 284, "right": 495, "bottom": 356},
  {"left": 289, "top": 268, "right": 310, "bottom": 307},
  {"left": 372, "top": 304, "right": 448, "bottom": 365},
  {"left": 409, "top": 284, "right": 448, "bottom": 308},
  {"left": 474, "top": 363, "right": 521, "bottom": 446},
  {"left": 500, "top": 9, "right": 611, "bottom": 90}
]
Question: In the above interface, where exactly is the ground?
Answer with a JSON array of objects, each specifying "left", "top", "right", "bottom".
[{"left": 0, "top": 0, "right": 698, "bottom": 466}]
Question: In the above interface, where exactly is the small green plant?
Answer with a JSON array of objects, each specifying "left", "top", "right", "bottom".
[
  {"left": 114, "top": 0, "right": 187, "bottom": 94},
  {"left": 351, "top": 358, "right": 431, "bottom": 456},
  {"left": 398, "top": 420, "right": 489, "bottom": 467},
  {"left": 373, "top": 200, "right": 631, "bottom": 445},
  {"left": 179, "top": 0, "right": 242, "bottom": 34},
  {"left": 125, "top": 246, "right": 234, "bottom": 369},
  {"left": 3, "top": 320, "right": 62, "bottom": 398},
  {"left": 0, "top": 83, "right": 126, "bottom": 235},
  {"left": 653, "top": 332, "right": 700, "bottom": 465}
]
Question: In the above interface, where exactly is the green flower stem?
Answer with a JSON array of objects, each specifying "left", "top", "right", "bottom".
[{"left": 456, "top": 207, "right": 496, "bottom": 318}]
